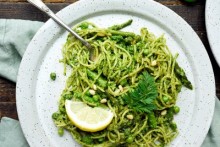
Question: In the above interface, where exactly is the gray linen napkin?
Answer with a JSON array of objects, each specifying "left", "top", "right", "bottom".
[
  {"left": 0, "top": 19, "right": 43, "bottom": 82},
  {"left": 0, "top": 19, "right": 219, "bottom": 147},
  {"left": 0, "top": 117, "right": 29, "bottom": 147}
]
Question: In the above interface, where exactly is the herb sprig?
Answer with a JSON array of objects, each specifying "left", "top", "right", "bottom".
[{"left": 123, "top": 71, "right": 158, "bottom": 113}]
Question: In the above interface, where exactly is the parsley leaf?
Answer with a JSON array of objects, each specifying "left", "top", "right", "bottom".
[{"left": 123, "top": 71, "right": 158, "bottom": 113}]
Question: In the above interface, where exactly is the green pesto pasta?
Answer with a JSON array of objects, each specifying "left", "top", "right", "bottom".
[{"left": 52, "top": 20, "right": 192, "bottom": 147}]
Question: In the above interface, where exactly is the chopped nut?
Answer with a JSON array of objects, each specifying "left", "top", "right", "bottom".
[
  {"left": 151, "top": 60, "right": 157, "bottom": 66},
  {"left": 93, "top": 84, "right": 97, "bottom": 90},
  {"left": 126, "top": 114, "right": 134, "bottom": 120},
  {"left": 161, "top": 110, "right": 167, "bottom": 116},
  {"left": 89, "top": 89, "right": 96, "bottom": 95},
  {"left": 114, "top": 89, "right": 120, "bottom": 95},
  {"left": 100, "top": 98, "right": 107, "bottom": 103},
  {"left": 118, "top": 85, "right": 123, "bottom": 92}
]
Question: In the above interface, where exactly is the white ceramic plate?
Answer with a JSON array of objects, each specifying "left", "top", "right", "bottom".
[
  {"left": 16, "top": 0, "right": 215, "bottom": 146},
  {"left": 206, "top": 0, "right": 220, "bottom": 67}
]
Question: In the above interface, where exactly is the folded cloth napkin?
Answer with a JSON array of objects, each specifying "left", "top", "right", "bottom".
[
  {"left": 0, "top": 19, "right": 219, "bottom": 147},
  {"left": 0, "top": 19, "right": 43, "bottom": 82},
  {"left": 0, "top": 117, "right": 29, "bottom": 147}
]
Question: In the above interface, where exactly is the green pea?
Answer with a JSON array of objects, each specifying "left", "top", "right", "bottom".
[
  {"left": 85, "top": 90, "right": 91, "bottom": 96},
  {"left": 162, "top": 96, "right": 169, "bottom": 103},
  {"left": 173, "top": 106, "right": 180, "bottom": 114},
  {"left": 84, "top": 96, "right": 93, "bottom": 103},
  {"left": 93, "top": 95, "right": 100, "bottom": 102},
  {"left": 58, "top": 127, "right": 64, "bottom": 136},
  {"left": 52, "top": 112, "right": 59, "bottom": 119},
  {"left": 171, "top": 122, "right": 177, "bottom": 130},
  {"left": 126, "top": 136, "right": 134, "bottom": 143},
  {"left": 50, "top": 72, "right": 56, "bottom": 81}
]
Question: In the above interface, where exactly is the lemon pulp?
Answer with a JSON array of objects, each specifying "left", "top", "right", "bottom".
[{"left": 65, "top": 100, "right": 114, "bottom": 132}]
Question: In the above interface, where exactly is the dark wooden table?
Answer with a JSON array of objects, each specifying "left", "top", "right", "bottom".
[{"left": 0, "top": 0, "right": 219, "bottom": 120}]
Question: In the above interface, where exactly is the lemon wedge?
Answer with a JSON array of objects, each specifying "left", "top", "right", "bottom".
[{"left": 65, "top": 100, "right": 114, "bottom": 132}]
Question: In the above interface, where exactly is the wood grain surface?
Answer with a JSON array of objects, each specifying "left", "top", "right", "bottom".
[{"left": 0, "top": 0, "right": 219, "bottom": 120}]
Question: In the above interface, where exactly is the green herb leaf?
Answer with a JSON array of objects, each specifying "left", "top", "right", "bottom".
[{"left": 123, "top": 71, "right": 158, "bottom": 113}]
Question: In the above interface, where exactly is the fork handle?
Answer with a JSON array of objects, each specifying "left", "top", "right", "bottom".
[{"left": 27, "top": 0, "right": 91, "bottom": 48}]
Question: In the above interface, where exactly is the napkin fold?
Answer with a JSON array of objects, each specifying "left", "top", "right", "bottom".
[
  {"left": 0, "top": 117, "right": 29, "bottom": 147},
  {"left": 0, "top": 19, "right": 43, "bottom": 82},
  {"left": 0, "top": 19, "right": 219, "bottom": 147}
]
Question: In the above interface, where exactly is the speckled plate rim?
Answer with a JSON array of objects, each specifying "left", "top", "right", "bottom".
[
  {"left": 205, "top": 0, "right": 220, "bottom": 67},
  {"left": 16, "top": 0, "right": 215, "bottom": 146}
]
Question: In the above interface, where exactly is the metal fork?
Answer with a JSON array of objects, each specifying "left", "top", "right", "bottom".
[{"left": 27, "top": 0, "right": 92, "bottom": 49}]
